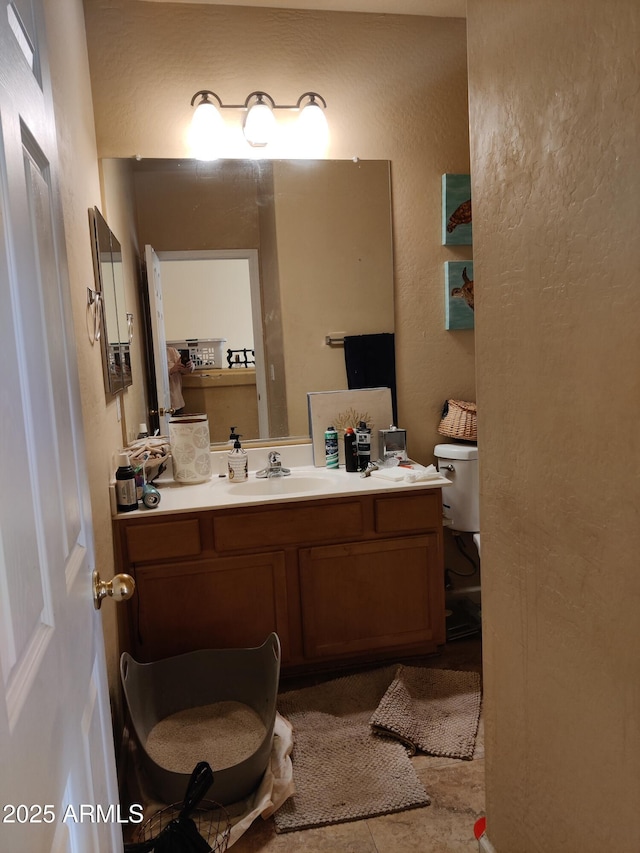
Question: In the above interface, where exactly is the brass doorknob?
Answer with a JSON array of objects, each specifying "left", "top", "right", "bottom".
[{"left": 93, "top": 570, "right": 136, "bottom": 610}]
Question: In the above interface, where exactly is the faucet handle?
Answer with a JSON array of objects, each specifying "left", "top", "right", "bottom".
[{"left": 268, "top": 451, "right": 281, "bottom": 464}]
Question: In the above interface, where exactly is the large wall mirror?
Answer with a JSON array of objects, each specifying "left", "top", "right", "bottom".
[
  {"left": 89, "top": 207, "right": 132, "bottom": 395},
  {"left": 102, "top": 158, "right": 394, "bottom": 441}
]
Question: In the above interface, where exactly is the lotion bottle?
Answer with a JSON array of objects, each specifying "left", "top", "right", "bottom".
[
  {"left": 115, "top": 452, "right": 138, "bottom": 512},
  {"left": 228, "top": 435, "right": 248, "bottom": 482}
]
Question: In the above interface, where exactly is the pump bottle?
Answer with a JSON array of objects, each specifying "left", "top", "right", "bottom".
[
  {"left": 115, "top": 452, "right": 138, "bottom": 512},
  {"left": 228, "top": 434, "right": 248, "bottom": 482}
]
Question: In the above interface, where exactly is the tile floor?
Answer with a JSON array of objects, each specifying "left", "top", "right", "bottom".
[{"left": 231, "top": 637, "right": 484, "bottom": 853}]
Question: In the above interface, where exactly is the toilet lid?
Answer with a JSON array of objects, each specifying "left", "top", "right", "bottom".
[{"left": 434, "top": 443, "right": 478, "bottom": 460}]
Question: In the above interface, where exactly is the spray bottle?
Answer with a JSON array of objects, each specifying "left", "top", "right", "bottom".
[
  {"left": 344, "top": 427, "right": 359, "bottom": 472},
  {"left": 324, "top": 426, "right": 339, "bottom": 469}
]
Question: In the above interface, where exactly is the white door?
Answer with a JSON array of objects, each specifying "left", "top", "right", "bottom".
[
  {"left": 145, "top": 244, "right": 173, "bottom": 434},
  {"left": 0, "top": 3, "right": 122, "bottom": 851},
  {"left": 145, "top": 247, "right": 270, "bottom": 438}
]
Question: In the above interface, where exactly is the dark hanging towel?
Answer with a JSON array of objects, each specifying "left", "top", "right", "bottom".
[{"left": 344, "top": 333, "right": 397, "bottom": 424}]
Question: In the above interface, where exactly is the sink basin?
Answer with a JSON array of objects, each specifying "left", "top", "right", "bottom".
[{"left": 227, "top": 475, "right": 334, "bottom": 496}]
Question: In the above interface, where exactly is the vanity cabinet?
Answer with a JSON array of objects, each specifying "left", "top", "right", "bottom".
[
  {"left": 299, "top": 535, "right": 440, "bottom": 660},
  {"left": 113, "top": 488, "right": 446, "bottom": 673},
  {"left": 132, "top": 552, "right": 289, "bottom": 661}
]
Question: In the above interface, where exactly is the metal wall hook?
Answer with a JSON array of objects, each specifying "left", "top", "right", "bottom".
[{"left": 87, "top": 287, "right": 102, "bottom": 342}]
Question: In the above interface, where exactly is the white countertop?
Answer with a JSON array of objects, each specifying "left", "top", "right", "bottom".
[{"left": 112, "top": 444, "right": 450, "bottom": 519}]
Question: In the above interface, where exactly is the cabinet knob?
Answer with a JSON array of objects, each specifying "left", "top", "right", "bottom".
[{"left": 93, "top": 570, "right": 136, "bottom": 610}]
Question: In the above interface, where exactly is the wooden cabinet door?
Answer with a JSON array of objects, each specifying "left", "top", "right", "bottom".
[
  {"left": 131, "top": 551, "right": 289, "bottom": 662},
  {"left": 299, "top": 536, "right": 445, "bottom": 660}
]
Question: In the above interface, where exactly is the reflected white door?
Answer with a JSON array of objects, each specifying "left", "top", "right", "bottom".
[
  {"left": 145, "top": 248, "right": 269, "bottom": 439},
  {"left": 0, "top": 3, "right": 121, "bottom": 851},
  {"left": 145, "top": 244, "right": 173, "bottom": 434}
]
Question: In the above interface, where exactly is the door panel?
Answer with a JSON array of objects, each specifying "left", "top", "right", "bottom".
[
  {"left": 0, "top": 2, "right": 121, "bottom": 850},
  {"left": 299, "top": 536, "right": 439, "bottom": 659}
]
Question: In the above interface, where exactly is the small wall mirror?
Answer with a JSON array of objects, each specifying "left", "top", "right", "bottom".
[{"left": 89, "top": 207, "right": 132, "bottom": 395}]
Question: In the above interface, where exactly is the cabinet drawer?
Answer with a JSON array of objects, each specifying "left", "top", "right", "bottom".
[
  {"left": 374, "top": 491, "right": 441, "bottom": 534},
  {"left": 124, "top": 518, "right": 202, "bottom": 563},
  {"left": 213, "top": 500, "right": 363, "bottom": 552}
]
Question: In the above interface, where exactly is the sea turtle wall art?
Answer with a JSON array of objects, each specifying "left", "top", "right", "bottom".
[
  {"left": 445, "top": 260, "right": 474, "bottom": 330},
  {"left": 442, "top": 173, "right": 472, "bottom": 246}
]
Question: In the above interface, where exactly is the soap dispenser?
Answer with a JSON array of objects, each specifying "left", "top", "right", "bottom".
[
  {"left": 228, "top": 434, "right": 248, "bottom": 482},
  {"left": 218, "top": 426, "right": 240, "bottom": 477}
]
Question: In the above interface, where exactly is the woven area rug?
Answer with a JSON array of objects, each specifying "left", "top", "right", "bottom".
[
  {"left": 274, "top": 664, "right": 481, "bottom": 834},
  {"left": 370, "top": 666, "right": 482, "bottom": 760}
]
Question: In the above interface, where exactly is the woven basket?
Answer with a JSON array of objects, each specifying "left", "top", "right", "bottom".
[{"left": 438, "top": 399, "right": 477, "bottom": 442}]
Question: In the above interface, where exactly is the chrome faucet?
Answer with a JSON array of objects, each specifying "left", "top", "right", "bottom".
[{"left": 256, "top": 450, "right": 291, "bottom": 478}]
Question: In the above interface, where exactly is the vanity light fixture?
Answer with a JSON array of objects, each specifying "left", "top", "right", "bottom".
[{"left": 189, "top": 89, "right": 328, "bottom": 156}]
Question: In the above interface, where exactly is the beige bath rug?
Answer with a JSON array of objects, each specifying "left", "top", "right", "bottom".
[
  {"left": 369, "top": 666, "right": 482, "bottom": 760},
  {"left": 274, "top": 665, "right": 429, "bottom": 833}
]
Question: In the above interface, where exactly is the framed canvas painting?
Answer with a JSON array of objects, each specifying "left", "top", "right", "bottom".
[
  {"left": 307, "top": 387, "right": 393, "bottom": 466},
  {"left": 445, "top": 261, "right": 474, "bottom": 330},
  {"left": 442, "top": 174, "right": 472, "bottom": 245}
]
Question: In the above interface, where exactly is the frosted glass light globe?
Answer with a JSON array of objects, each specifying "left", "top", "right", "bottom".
[
  {"left": 297, "top": 102, "right": 329, "bottom": 155},
  {"left": 189, "top": 100, "right": 224, "bottom": 160},
  {"left": 243, "top": 102, "right": 276, "bottom": 147}
]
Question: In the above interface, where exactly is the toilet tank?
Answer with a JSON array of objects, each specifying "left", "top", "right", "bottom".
[{"left": 434, "top": 443, "right": 479, "bottom": 532}]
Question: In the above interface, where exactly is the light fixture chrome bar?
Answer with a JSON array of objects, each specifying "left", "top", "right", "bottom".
[{"left": 190, "top": 89, "right": 327, "bottom": 112}]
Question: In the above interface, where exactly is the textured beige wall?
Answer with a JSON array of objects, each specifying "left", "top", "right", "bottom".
[
  {"left": 99, "top": 158, "right": 150, "bottom": 443},
  {"left": 83, "top": 0, "right": 473, "bottom": 463},
  {"left": 273, "top": 159, "right": 394, "bottom": 435},
  {"left": 467, "top": 1, "right": 640, "bottom": 849},
  {"left": 42, "top": 0, "right": 129, "bottom": 729}
]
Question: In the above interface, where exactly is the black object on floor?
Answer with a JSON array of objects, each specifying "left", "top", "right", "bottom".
[
  {"left": 124, "top": 762, "right": 214, "bottom": 852},
  {"left": 446, "top": 598, "right": 482, "bottom": 642}
]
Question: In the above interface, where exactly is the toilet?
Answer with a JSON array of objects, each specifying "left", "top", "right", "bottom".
[{"left": 434, "top": 443, "right": 480, "bottom": 555}]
